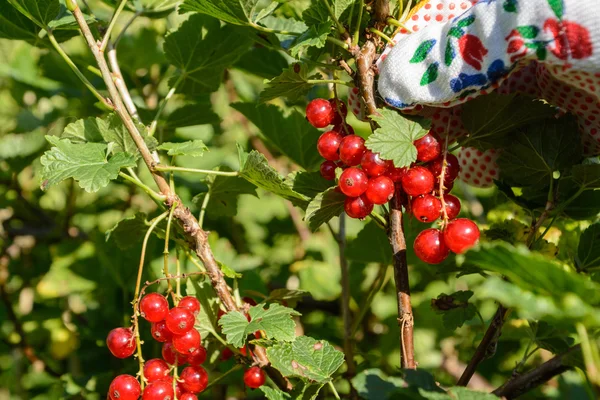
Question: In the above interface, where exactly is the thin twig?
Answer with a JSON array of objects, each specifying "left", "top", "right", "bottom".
[
  {"left": 163, "top": 201, "right": 178, "bottom": 296},
  {"left": 353, "top": 41, "right": 378, "bottom": 128},
  {"left": 107, "top": 43, "right": 140, "bottom": 121},
  {"left": 153, "top": 165, "right": 239, "bottom": 176},
  {"left": 149, "top": 74, "right": 184, "bottom": 137},
  {"left": 100, "top": 0, "right": 128, "bottom": 52},
  {"left": 336, "top": 214, "right": 356, "bottom": 377}
]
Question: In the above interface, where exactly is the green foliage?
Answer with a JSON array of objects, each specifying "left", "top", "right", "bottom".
[
  {"left": 157, "top": 140, "right": 208, "bottom": 157},
  {"left": 259, "top": 64, "right": 319, "bottom": 103},
  {"left": 192, "top": 169, "right": 257, "bottom": 217},
  {"left": 304, "top": 187, "right": 346, "bottom": 231},
  {"left": 431, "top": 290, "right": 478, "bottom": 330}
]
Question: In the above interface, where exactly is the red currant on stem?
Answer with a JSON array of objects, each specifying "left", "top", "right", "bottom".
[
  {"left": 108, "top": 375, "right": 140, "bottom": 400},
  {"left": 180, "top": 366, "right": 209, "bottom": 394},
  {"left": 429, "top": 154, "right": 460, "bottom": 181},
  {"left": 365, "top": 176, "right": 394, "bottom": 205},
  {"left": 151, "top": 320, "right": 173, "bottom": 343},
  {"left": 386, "top": 166, "right": 406, "bottom": 182},
  {"left": 344, "top": 195, "right": 373, "bottom": 219},
  {"left": 317, "top": 131, "right": 343, "bottom": 161},
  {"left": 179, "top": 296, "right": 201, "bottom": 316},
  {"left": 142, "top": 379, "right": 174, "bottom": 400},
  {"left": 411, "top": 194, "right": 442, "bottom": 223},
  {"left": 339, "top": 135, "right": 366, "bottom": 166},
  {"left": 443, "top": 218, "right": 480, "bottom": 254},
  {"left": 162, "top": 342, "right": 188, "bottom": 365},
  {"left": 165, "top": 307, "right": 195, "bottom": 335},
  {"left": 172, "top": 328, "right": 201, "bottom": 354},
  {"left": 143, "top": 359, "right": 170, "bottom": 383},
  {"left": 414, "top": 132, "right": 441, "bottom": 162},
  {"left": 244, "top": 366, "right": 266, "bottom": 389},
  {"left": 320, "top": 160, "right": 337, "bottom": 180},
  {"left": 306, "top": 98, "right": 335, "bottom": 128},
  {"left": 180, "top": 394, "right": 198, "bottom": 400},
  {"left": 139, "top": 293, "right": 169, "bottom": 323},
  {"left": 401, "top": 166, "right": 435, "bottom": 196},
  {"left": 361, "top": 150, "right": 392, "bottom": 177},
  {"left": 442, "top": 194, "right": 461, "bottom": 220},
  {"left": 339, "top": 167, "right": 368, "bottom": 197},
  {"left": 333, "top": 123, "right": 354, "bottom": 136},
  {"left": 414, "top": 228, "right": 450, "bottom": 264},
  {"left": 106, "top": 327, "right": 136, "bottom": 359},
  {"left": 188, "top": 346, "right": 207, "bottom": 365}
]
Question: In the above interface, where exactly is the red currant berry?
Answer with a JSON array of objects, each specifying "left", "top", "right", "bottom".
[
  {"left": 412, "top": 194, "right": 442, "bottom": 223},
  {"left": 140, "top": 293, "right": 169, "bottom": 323},
  {"left": 401, "top": 166, "right": 435, "bottom": 196},
  {"left": 414, "top": 228, "right": 450, "bottom": 264},
  {"left": 179, "top": 296, "right": 200, "bottom": 316},
  {"left": 320, "top": 160, "right": 337, "bottom": 181},
  {"left": 180, "top": 366, "right": 209, "bottom": 394},
  {"left": 344, "top": 195, "right": 373, "bottom": 219},
  {"left": 108, "top": 375, "right": 140, "bottom": 400},
  {"left": 442, "top": 194, "right": 461, "bottom": 220},
  {"left": 333, "top": 123, "right": 355, "bottom": 136},
  {"left": 428, "top": 154, "right": 460, "bottom": 181},
  {"left": 180, "top": 394, "right": 198, "bottom": 400},
  {"left": 433, "top": 177, "right": 455, "bottom": 195},
  {"left": 144, "top": 359, "right": 170, "bottom": 383},
  {"left": 339, "top": 167, "right": 368, "bottom": 197},
  {"left": 162, "top": 342, "right": 188, "bottom": 366},
  {"left": 317, "top": 131, "right": 343, "bottom": 161},
  {"left": 165, "top": 307, "right": 195, "bottom": 335},
  {"left": 106, "top": 327, "right": 135, "bottom": 359},
  {"left": 414, "top": 132, "right": 441, "bottom": 162},
  {"left": 339, "top": 135, "right": 366, "bottom": 166},
  {"left": 151, "top": 320, "right": 173, "bottom": 343},
  {"left": 365, "top": 176, "right": 394, "bottom": 205},
  {"left": 142, "top": 380, "right": 174, "bottom": 400},
  {"left": 220, "top": 347, "right": 233, "bottom": 361},
  {"left": 306, "top": 98, "right": 335, "bottom": 128},
  {"left": 244, "top": 366, "right": 266, "bottom": 389},
  {"left": 188, "top": 346, "right": 207, "bottom": 366},
  {"left": 173, "top": 328, "right": 201, "bottom": 354},
  {"left": 361, "top": 150, "right": 392, "bottom": 177},
  {"left": 329, "top": 99, "right": 348, "bottom": 118},
  {"left": 386, "top": 167, "right": 406, "bottom": 182},
  {"left": 443, "top": 218, "right": 480, "bottom": 254}
]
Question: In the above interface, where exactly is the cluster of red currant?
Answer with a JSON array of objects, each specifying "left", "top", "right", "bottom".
[
  {"left": 306, "top": 98, "right": 480, "bottom": 264},
  {"left": 105, "top": 293, "right": 266, "bottom": 399}
]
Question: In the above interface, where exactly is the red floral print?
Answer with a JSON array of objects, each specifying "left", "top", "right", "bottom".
[
  {"left": 458, "top": 34, "right": 489, "bottom": 70},
  {"left": 544, "top": 19, "right": 593, "bottom": 60}
]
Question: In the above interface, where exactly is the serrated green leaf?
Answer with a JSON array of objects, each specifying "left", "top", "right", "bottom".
[
  {"left": 40, "top": 136, "right": 137, "bottom": 193},
  {"left": 266, "top": 289, "right": 308, "bottom": 302},
  {"left": 105, "top": 213, "right": 148, "bottom": 249},
  {"left": 233, "top": 103, "right": 322, "bottom": 170},
  {"left": 187, "top": 278, "right": 220, "bottom": 339},
  {"left": 260, "top": 15, "right": 307, "bottom": 46},
  {"left": 284, "top": 171, "right": 335, "bottom": 199},
  {"left": 571, "top": 164, "right": 600, "bottom": 189},
  {"left": 158, "top": 140, "right": 208, "bottom": 157},
  {"left": 0, "top": 0, "right": 42, "bottom": 44},
  {"left": 578, "top": 223, "right": 600, "bottom": 271},
  {"left": 7, "top": 0, "right": 59, "bottom": 28},
  {"left": 267, "top": 335, "right": 344, "bottom": 383},
  {"left": 346, "top": 221, "right": 392, "bottom": 264},
  {"left": 351, "top": 369, "right": 405, "bottom": 400},
  {"left": 164, "top": 14, "right": 252, "bottom": 94},
  {"left": 192, "top": 168, "right": 257, "bottom": 217},
  {"left": 366, "top": 108, "right": 430, "bottom": 168},
  {"left": 219, "top": 303, "right": 300, "bottom": 347},
  {"left": 259, "top": 64, "right": 317, "bottom": 104},
  {"left": 165, "top": 102, "right": 220, "bottom": 129},
  {"left": 217, "top": 260, "right": 242, "bottom": 279},
  {"left": 260, "top": 386, "right": 292, "bottom": 400},
  {"left": 497, "top": 117, "right": 581, "bottom": 187},
  {"left": 304, "top": 187, "right": 345, "bottom": 231},
  {"left": 180, "top": 0, "right": 276, "bottom": 25},
  {"left": 235, "top": 46, "right": 289, "bottom": 79},
  {"left": 289, "top": 23, "right": 332, "bottom": 58},
  {"left": 302, "top": 0, "right": 355, "bottom": 26}
]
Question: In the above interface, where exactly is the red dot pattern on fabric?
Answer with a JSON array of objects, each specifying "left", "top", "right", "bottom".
[
  {"left": 458, "top": 147, "right": 500, "bottom": 188},
  {"left": 348, "top": 87, "right": 368, "bottom": 122}
]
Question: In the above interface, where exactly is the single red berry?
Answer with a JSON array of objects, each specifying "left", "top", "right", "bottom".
[
  {"left": 151, "top": 320, "right": 173, "bottom": 343},
  {"left": 217, "top": 309, "right": 226, "bottom": 320},
  {"left": 173, "top": 329, "right": 201, "bottom": 354},
  {"left": 106, "top": 327, "right": 135, "bottom": 359},
  {"left": 443, "top": 218, "right": 480, "bottom": 254},
  {"left": 165, "top": 307, "right": 195, "bottom": 335},
  {"left": 361, "top": 150, "right": 392, "bottom": 177},
  {"left": 442, "top": 194, "right": 461, "bottom": 220},
  {"left": 320, "top": 160, "right": 337, "bottom": 180},
  {"left": 180, "top": 394, "right": 198, "bottom": 400},
  {"left": 401, "top": 166, "right": 435, "bottom": 196},
  {"left": 412, "top": 194, "right": 442, "bottom": 223},
  {"left": 144, "top": 359, "right": 170, "bottom": 383},
  {"left": 108, "top": 375, "right": 140, "bottom": 400},
  {"left": 414, "top": 228, "right": 450, "bottom": 264},
  {"left": 188, "top": 346, "right": 207, "bottom": 366},
  {"left": 329, "top": 99, "right": 348, "bottom": 118},
  {"left": 244, "top": 366, "right": 266, "bottom": 389},
  {"left": 179, "top": 296, "right": 200, "bottom": 316},
  {"left": 414, "top": 132, "right": 441, "bottom": 162},
  {"left": 317, "top": 131, "right": 343, "bottom": 161},
  {"left": 142, "top": 380, "right": 174, "bottom": 400},
  {"left": 162, "top": 342, "right": 188, "bottom": 366},
  {"left": 339, "top": 167, "right": 368, "bottom": 197},
  {"left": 239, "top": 345, "right": 251, "bottom": 357},
  {"left": 221, "top": 347, "right": 233, "bottom": 361},
  {"left": 180, "top": 366, "right": 209, "bottom": 394},
  {"left": 385, "top": 167, "right": 406, "bottom": 182},
  {"left": 333, "top": 123, "right": 355, "bottom": 136},
  {"left": 140, "top": 293, "right": 169, "bottom": 323},
  {"left": 306, "top": 99, "right": 335, "bottom": 128},
  {"left": 428, "top": 154, "right": 460, "bottom": 182},
  {"left": 339, "top": 135, "right": 366, "bottom": 166},
  {"left": 344, "top": 195, "right": 373, "bottom": 219},
  {"left": 365, "top": 176, "right": 394, "bottom": 205}
]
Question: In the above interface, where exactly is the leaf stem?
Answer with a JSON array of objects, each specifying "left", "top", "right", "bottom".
[
  {"left": 328, "top": 380, "right": 341, "bottom": 400},
  {"left": 205, "top": 364, "right": 243, "bottom": 389},
  {"left": 351, "top": 263, "right": 389, "bottom": 335},
  {"left": 387, "top": 17, "right": 414, "bottom": 33},
  {"left": 163, "top": 201, "right": 177, "bottom": 298},
  {"left": 327, "top": 36, "right": 350, "bottom": 50},
  {"left": 320, "top": 0, "right": 347, "bottom": 34},
  {"left": 154, "top": 165, "right": 240, "bottom": 176},
  {"left": 149, "top": 73, "right": 184, "bottom": 137},
  {"left": 370, "top": 211, "right": 388, "bottom": 229},
  {"left": 118, "top": 172, "right": 166, "bottom": 203},
  {"left": 352, "top": 0, "right": 364, "bottom": 46},
  {"left": 306, "top": 79, "right": 352, "bottom": 86},
  {"left": 336, "top": 213, "right": 356, "bottom": 377},
  {"left": 367, "top": 27, "right": 395, "bottom": 45},
  {"left": 199, "top": 190, "right": 211, "bottom": 228},
  {"left": 249, "top": 22, "right": 301, "bottom": 36},
  {"left": 100, "top": 0, "right": 128, "bottom": 52},
  {"left": 46, "top": 30, "right": 112, "bottom": 109}
]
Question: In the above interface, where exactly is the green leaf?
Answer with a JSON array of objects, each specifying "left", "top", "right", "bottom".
[
  {"left": 192, "top": 168, "right": 258, "bottom": 217},
  {"left": 266, "top": 336, "right": 344, "bottom": 383},
  {"left": 516, "top": 25, "right": 539, "bottom": 39},
  {"left": 548, "top": 0, "right": 563, "bottom": 19},
  {"left": 260, "top": 387, "right": 292, "bottom": 400},
  {"left": 164, "top": 14, "right": 252, "bottom": 94},
  {"left": 351, "top": 369, "right": 405, "bottom": 400},
  {"left": 366, "top": 108, "right": 430, "bottom": 168},
  {"left": 497, "top": 117, "right": 581, "bottom": 187},
  {"left": 457, "top": 15, "right": 475, "bottom": 28},
  {"left": 165, "top": 102, "right": 220, "bottom": 129},
  {"left": 420, "top": 62, "right": 439, "bottom": 86},
  {"left": 444, "top": 387, "right": 500, "bottom": 399},
  {"left": 266, "top": 289, "right": 309, "bottom": 302},
  {"left": 302, "top": 0, "right": 355, "bottom": 27},
  {"left": 259, "top": 64, "right": 318, "bottom": 104},
  {"left": 444, "top": 39, "right": 455, "bottom": 66},
  {"left": 260, "top": 15, "right": 307, "bottom": 44},
  {"left": 105, "top": 213, "right": 149, "bottom": 249},
  {"left": 410, "top": 39, "right": 436, "bottom": 63},
  {"left": 232, "top": 103, "right": 322, "bottom": 170},
  {"left": 235, "top": 46, "right": 289, "bottom": 79},
  {"left": 40, "top": 136, "right": 137, "bottom": 193},
  {"left": 346, "top": 221, "right": 392, "bottom": 264},
  {"left": 7, "top": 0, "right": 59, "bottom": 28},
  {"left": 465, "top": 242, "right": 600, "bottom": 304},
  {"left": 293, "top": 260, "right": 341, "bottom": 301},
  {"left": 304, "top": 187, "right": 346, "bottom": 231},
  {"left": 571, "top": 164, "right": 600, "bottom": 189},
  {"left": 180, "top": 0, "right": 276, "bottom": 25},
  {"left": 285, "top": 171, "right": 335, "bottom": 199},
  {"left": 289, "top": 23, "right": 332, "bottom": 58},
  {"left": 187, "top": 278, "right": 221, "bottom": 339},
  {"left": 219, "top": 303, "right": 300, "bottom": 348},
  {"left": 431, "top": 291, "right": 477, "bottom": 330},
  {"left": 157, "top": 140, "right": 208, "bottom": 157},
  {"left": 531, "top": 321, "right": 574, "bottom": 354},
  {"left": 578, "top": 223, "right": 600, "bottom": 271},
  {"left": 0, "top": 130, "right": 47, "bottom": 160},
  {"left": 0, "top": 1, "right": 42, "bottom": 44}
]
